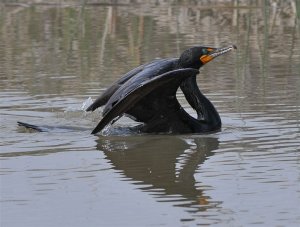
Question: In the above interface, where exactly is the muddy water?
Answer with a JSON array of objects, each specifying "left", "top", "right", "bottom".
[{"left": 1, "top": 1, "right": 300, "bottom": 226}]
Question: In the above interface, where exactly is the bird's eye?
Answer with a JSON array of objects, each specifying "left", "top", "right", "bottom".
[{"left": 202, "top": 49, "right": 207, "bottom": 55}]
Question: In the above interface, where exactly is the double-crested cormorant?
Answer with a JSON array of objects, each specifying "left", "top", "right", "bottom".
[{"left": 87, "top": 45, "right": 236, "bottom": 134}]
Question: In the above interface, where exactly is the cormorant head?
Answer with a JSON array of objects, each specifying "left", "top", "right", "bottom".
[{"left": 178, "top": 45, "right": 237, "bottom": 69}]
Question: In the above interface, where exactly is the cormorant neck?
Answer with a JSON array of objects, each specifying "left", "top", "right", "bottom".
[{"left": 180, "top": 75, "right": 221, "bottom": 132}]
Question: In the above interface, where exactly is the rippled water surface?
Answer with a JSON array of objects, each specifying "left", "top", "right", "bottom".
[{"left": 1, "top": 1, "right": 300, "bottom": 226}]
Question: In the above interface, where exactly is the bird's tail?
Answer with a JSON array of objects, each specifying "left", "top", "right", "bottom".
[{"left": 17, "top": 121, "right": 46, "bottom": 132}]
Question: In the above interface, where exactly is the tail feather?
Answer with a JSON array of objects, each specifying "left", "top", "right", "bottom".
[{"left": 17, "top": 121, "right": 46, "bottom": 132}]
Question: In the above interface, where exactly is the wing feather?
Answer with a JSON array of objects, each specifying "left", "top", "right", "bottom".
[
  {"left": 86, "top": 59, "right": 164, "bottom": 111},
  {"left": 91, "top": 68, "right": 199, "bottom": 134}
]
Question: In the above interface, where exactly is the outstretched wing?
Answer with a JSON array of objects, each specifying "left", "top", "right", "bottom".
[
  {"left": 86, "top": 59, "right": 171, "bottom": 112},
  {"left": 91, "top": 68, "right": 199, "bottom": 134},
  {"left": 85, "top": 63, "right": 146, "bottom": 111}
]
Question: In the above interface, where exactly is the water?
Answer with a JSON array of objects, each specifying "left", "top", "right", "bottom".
[{"left": 1, "top": 1, "right": 300, "bottom": 226}]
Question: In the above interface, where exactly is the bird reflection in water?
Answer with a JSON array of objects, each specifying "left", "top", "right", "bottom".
[{"left": 97, "top": 135, "right": 221, "bottom": 212}]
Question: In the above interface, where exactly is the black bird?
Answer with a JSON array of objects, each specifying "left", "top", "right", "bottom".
[{"left": 87, "top": 45, "right": 236, "bottom": 135}]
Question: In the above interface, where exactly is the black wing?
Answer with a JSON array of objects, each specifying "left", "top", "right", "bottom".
[
  {"left": 86, "top": 63, "right": 146, "bottom": 111},
  {"left": 91, "top": 68, "right": 199, "bottom": 134},
  {"left": 86, "top": 59, "right": 173, "bottom": 112}
]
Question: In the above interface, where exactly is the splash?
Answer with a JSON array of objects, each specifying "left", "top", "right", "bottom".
[
  {"left": 63, "top": 97, "right": 94, "bottom": 113},
  {"left": 81, "top": 97, "right": 94, "bottom": 111}
]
